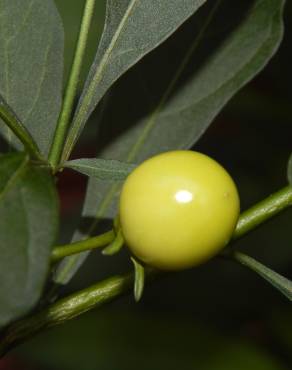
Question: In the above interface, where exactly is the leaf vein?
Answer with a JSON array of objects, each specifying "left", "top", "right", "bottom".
[
  {"left": 6, "top": 0, "right": 36, "bottom": 45},
  {"left": 23, "top": 36, "right": 52, "bottom": 123}
]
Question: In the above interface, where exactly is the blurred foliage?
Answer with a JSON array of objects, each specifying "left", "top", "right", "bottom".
[
  {"left": 5, "top": 0, "right": 292, "bottom": 369},
  {"left": 18, "top": 311, "right": 289, "bottom": 370}
]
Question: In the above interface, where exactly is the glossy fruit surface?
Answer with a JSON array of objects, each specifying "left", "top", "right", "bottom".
[{"left": 119, "top": 151, "right": 240, "bottom": 270}]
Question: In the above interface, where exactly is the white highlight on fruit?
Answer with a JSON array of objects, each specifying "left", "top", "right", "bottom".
[{"left": 175, "top": 190, "right": 193, "bottom": 204}]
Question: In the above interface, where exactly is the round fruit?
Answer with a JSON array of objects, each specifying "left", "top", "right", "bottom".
[{"left": 119, "top": 150, "right": 240, "bottom": 270}]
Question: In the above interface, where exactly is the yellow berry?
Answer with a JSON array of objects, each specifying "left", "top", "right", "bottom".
[{"left": 119, "top": 150, "right": 240, "bottom": 270}]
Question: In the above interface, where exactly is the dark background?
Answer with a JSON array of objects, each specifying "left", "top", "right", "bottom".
[{"left": 1, "top": 1, "right": 291, "bottom": 369}]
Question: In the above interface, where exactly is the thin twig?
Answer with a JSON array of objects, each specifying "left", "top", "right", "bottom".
[{"left": 49, "top": 0, "right": 97, "bottom": 170}]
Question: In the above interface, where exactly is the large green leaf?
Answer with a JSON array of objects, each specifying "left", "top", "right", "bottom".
[
  {"left": 54, "top": 0, "right": 285, "bottom": 285},
  {"left": 86, "top": 0, "right": 285, "bottom": 217},
  {"left": 0, "top": 0, "right": 64, "bottom": 156},
  {"left": 0, "top": 153, "right": 59, "bottom": 328},
  {"left": 62, "top": 0, "right": 207, "bottom": 160}
]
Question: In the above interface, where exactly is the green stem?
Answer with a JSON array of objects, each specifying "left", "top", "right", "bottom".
[
  {"left": 48, "top": 0, "right": 97, "bottom": 170},
  {"left": 51, "top": 230, "right": 115, "bottom": 263},
  {"left": 0, "top": 274, "right": 133, "bottom": 357},
  {"left": 232, "top": 185, "right": 292, "bottom": 240},
  {"left": 50, "top": 185, "right": 292, "bottom": 261},
  {"left": 1, "top": 185, "right": 292, "bottom": 356},
  {"left": 0, "top": 98, "right": 43, "bottom": 161}
]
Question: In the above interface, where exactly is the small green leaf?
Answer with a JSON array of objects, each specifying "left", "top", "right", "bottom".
[
  {"left": 287, "top": 153, "right": 292, "bottom": 185},
  {"left": 0, "top": 0, "right": 64, "bottom": 155},
  {"left": 0, "top": 153, "right": 59, "bottom": 328},
  {"left": 102, "top": 230, "right": 124, "bottom": 256},
  {"left": 233, "top": 251, "right": 292, "bottom": 301},
  {"left": 64, "top": 158, "right": 136, "bottom": 181},
  {"left": 131, "top": 257, "right": 145, "bottom": 302}
]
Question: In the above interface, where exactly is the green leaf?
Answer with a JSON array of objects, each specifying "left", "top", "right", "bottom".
[
  {"left": 102, "top": 229, "right": 124, "bottom": 256},
  {"left": 233, "top": 251, "right": 292, "bottom": 301},
  {"left": 64, "top": 158, "right": 136, "bottom": 181},
  {"left": 287, "top": 153, "right": 292, "bottom": 185},
  {"left": 62, "top": 0, "right": 208, "bottom": 160},
  {"left": 99, "top": 0, "right": 285, "bottom": 163},
  {"left": 0, "top": 94, "right": 42, "bottom": 160},
  {"left": 0, "top": 153, "right": 59, "bottom": 328},
  {"left": 88, "top": 0, "right": 285, "bottom": 218},
  {"left": 131, "top": 257, "right": 145, "bottom": 302},
  {"left": 53, "top": 0, "right": 285, "bottom": 285},
  {"left": 0, "top": 0, "right": 64, "bottom": 156}
]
